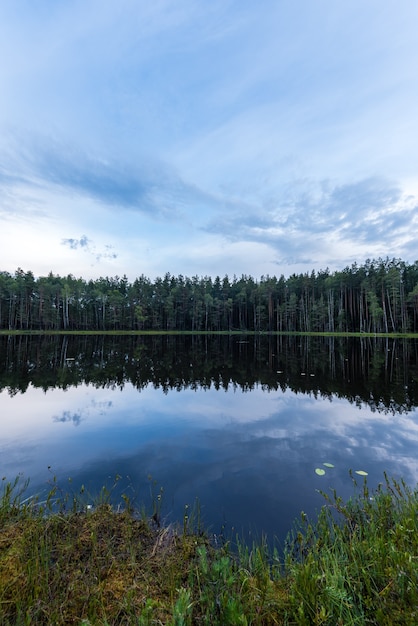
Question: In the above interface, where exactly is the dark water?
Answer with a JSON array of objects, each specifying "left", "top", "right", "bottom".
[{"left": 1, "top": 334, "right": 418, "bottom": 546}]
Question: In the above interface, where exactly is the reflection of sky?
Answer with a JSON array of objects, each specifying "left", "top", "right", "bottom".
[{"left": 1, "top": 382, "right": 418, "bottom": 543}]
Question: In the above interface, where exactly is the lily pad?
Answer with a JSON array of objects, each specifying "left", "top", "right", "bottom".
[
  {"left": 315, "top": 468, "right": 326, "bottom": 476},
  {"left": 323, "top": 463, "right": 334, "bottom": 468},
  {"left": 355, "top": 470, "right": 368, "bottom": 476}
]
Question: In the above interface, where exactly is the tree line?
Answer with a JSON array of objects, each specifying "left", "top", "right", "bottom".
[{"left": 1, "top": 257, "right": 418, "bottom": 333}]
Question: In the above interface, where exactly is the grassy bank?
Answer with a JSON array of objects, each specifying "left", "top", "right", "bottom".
[
  {"left": 2, "top": 329, "right": 418, "bottom": 338},
  {"left": 0, "top": 475, "right": 417, "bottom": 625}
]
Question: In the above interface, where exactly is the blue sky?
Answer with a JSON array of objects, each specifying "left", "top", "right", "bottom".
[{"left": 1, "top": 0, "right": 417, "bottom": 280}]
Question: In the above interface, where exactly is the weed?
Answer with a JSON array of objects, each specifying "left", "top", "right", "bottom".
[{"left": 0, "top": 474, "right": 417, "bottom": 624}]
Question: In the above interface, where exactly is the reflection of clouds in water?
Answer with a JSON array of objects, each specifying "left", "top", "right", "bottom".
[
  {"left": 250, "top": 393, "right": 418, "bottom": 441},
  {"left": 2, "top": 381, "right": 418, "bottom": 508},
  {"left": 52, "top": 400, "right": 113, "bottom": 427},
  {"left": 53, "top": 410, "right": 83, "bottom": 426},
  {"left": 39, "top": 384, "right": 418, "bottom": 487},
  {"left": 179, "top": 389, "right": 418, "bottom": 487},
  {"left": 91, "top": 399, "right": 113, "bottom": 415}
]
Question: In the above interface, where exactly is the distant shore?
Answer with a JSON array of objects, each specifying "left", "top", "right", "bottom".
[{"left": 2, "top": 329, "right": 418, "bottom": 338}]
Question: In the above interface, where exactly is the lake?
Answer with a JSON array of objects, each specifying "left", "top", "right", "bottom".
[{"left": 1, "top": 333, "right": 418, "bottom": 546}]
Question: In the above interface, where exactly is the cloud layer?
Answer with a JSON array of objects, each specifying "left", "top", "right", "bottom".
[{"left": 0, "top": 1, "right": 417, "bottom": 279}]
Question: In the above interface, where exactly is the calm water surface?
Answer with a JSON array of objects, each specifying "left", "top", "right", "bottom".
[{"left": 1, "top": 334, "right": 418, "bottom": 545}]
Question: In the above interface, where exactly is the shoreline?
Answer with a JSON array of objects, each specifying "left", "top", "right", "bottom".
[{"left": 1, "top": 474, "right": 417, "bottom": 624}]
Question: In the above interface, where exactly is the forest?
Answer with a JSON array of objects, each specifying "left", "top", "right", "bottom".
[{"left": 1, "top": 257, "right": 418, "bottom": 333}]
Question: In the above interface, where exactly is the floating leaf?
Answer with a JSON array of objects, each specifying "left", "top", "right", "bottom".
[
  {"left": 315, "top": 468, "right": 326, "bottom": 476},
  {"left": 355, "top": 470, "right": 368, "bottom": 476},
  {"left": 323, "top": 463, "right": 334, "bottom": 468}
]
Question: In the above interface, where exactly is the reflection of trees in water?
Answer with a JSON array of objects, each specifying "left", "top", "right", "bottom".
[{"left": 1, "top": 334, "right": 418, "bottom": 414}]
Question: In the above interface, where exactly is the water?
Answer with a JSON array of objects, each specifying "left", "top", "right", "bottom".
[{"left": 1, "top": 334, "right": 418, "bottom": 545}]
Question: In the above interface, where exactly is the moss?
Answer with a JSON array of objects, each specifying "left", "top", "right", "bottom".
[{"left": 0, "top": 475, "right": 417, "bottom": 624}]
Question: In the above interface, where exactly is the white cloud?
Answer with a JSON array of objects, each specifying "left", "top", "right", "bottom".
[{"left": 0, "top": 1, "right": 418, "bottom": 279}]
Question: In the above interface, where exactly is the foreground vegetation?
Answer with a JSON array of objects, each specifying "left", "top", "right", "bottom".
[
  {"left": 0, "top": 475, "right": 417, "bottom": 625},
  {"left": 2, "top": 257, "right": 418, "bottom": 333}
]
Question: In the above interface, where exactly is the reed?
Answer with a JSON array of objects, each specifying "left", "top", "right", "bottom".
[{"left": 0, "top": 473, "right": 416, "bottom": 624}]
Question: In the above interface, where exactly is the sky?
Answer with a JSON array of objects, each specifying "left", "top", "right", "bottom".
[{"left": 1, "top": 0, "right": 418, "bottom": 282}]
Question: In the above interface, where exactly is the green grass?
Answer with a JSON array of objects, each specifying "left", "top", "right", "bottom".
[
  {"left": 2, "top": 329, "right": 418, "bottom": 338},
  {"left": 0, "top": 474, "right": 417, "bottom": 624}
]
